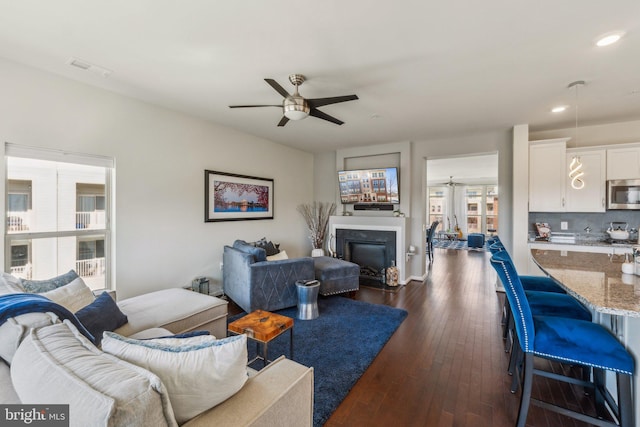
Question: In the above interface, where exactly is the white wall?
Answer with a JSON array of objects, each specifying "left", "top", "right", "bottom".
[{"left": 0, "top": 58, "right": 314, "bottom": 299}]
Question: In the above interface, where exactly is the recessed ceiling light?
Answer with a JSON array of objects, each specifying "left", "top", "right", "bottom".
[
  {"left": 551, "top": 106, "right": 567, "bottom": 113},
  {"left": 596, "top": 32, "right": 624, "bottom": 47}
]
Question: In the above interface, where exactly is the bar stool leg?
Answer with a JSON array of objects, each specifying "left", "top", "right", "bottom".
[
  {"left": 516, "top": 354, "right": 534, "bottom": 427},
  {"left": 593, "top": 368, "right": 606, "bottom": 419},
  {"left": 617, "top": 374, "right": 634, "bottom": 427}
]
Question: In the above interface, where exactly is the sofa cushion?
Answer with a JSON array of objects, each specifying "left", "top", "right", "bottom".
[
  {"left": 41, "top": 276, "right": 95, "bottom": 312},
  {"left": 114, "top": 288, "right": 228, "bottom": 338},
  {"left": 102, "top": 332, "right": 248, "bottom": 425},
  {"left": 75, "top": 292, "right": 128, "bottom": 346},
  {"left": 233, "top": 240, "right": 267, "bottom": 262},
  {"left": 0, "top": 273, "right": 25, "bottom": 295},
  {"left": 0, "top": 312, "right": 60, "bottom": 364},
  {"left": 21, "top": 270, "right": 79, "bottom": 293},
  {"left": 11, "top": 321, "right": 176, "bottom": 427}
]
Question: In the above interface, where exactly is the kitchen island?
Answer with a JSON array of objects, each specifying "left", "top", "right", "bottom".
[
  {"left": 530, "top": 248, "right": 640, "bottom": 317},
  {"left": 530, "top": 248, "right": 640, "bottom": 425}
]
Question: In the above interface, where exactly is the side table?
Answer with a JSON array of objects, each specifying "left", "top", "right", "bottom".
[
  {"left": 228, "top": 310, "right": 294, "bottom": 367},
  {"left": 295, "top": 280, "right": 320, "bottom": 320}
]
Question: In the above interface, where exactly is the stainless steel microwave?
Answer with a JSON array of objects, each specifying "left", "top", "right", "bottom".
[{"left": 607, "top": 179, "right": 640, "bottom": 209}]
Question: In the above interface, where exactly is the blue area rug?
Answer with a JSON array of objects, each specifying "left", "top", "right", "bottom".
[
  {"left": 432, "top": 238, "right": 488, "bottom": 251},
  {"left": 229, "top": 296, "right": 408, "bottom": 427}
]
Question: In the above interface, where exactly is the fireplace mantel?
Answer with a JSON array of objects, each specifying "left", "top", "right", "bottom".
[{"left": 328, "top": 216, "right": 407, "bottom": 284}]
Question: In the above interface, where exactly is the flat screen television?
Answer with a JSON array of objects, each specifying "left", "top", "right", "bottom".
[{"left": 338, "top": 167, "right": 400, "bottom": 204}]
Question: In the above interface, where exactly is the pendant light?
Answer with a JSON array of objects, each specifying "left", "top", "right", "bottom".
[{"left": 568, "top": 80, "right": 585, "bottom": 190}]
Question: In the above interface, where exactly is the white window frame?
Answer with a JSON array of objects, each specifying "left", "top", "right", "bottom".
[{"left": 4, "top": 143, "right": 114, "bottom": 290}]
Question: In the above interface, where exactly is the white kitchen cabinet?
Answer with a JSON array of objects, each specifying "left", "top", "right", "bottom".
[
  {"left": 529, "top": 138, "right": 606, "bottom": 213},
  {"left": 606, "top": 146, "right": 640, "bottom": 180},
  {"left": 565, "top": 149, "right": 606, "bottom": 212},
  {"left": 529, "top": 139, "right": 567, "bottom": 212}
]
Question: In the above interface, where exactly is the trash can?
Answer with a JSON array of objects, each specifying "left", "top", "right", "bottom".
[{"left": 295, "top": 280, "right": 320, "bottom": 320}]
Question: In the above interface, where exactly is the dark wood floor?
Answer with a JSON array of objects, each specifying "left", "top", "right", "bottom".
[{"left": 229, "top": 248, "right": 602, "bottom": 426}]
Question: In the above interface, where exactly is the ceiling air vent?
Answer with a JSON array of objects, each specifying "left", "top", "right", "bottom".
[{"left": 66, "top": 57, "right": 113, "bottom": 78}]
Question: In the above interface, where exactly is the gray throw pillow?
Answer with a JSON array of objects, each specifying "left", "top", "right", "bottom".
[{"left": 21, "top": 270, "right": 79, "bottom": 293}]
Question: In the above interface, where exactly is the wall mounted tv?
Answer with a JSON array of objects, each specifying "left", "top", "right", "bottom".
[{"left": 338, "top": 167, "right": 400, "bottom": 204}]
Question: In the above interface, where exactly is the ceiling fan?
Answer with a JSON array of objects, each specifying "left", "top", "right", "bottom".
[{"left": 229, "top": 74, "right": 358, "bottom": 127}]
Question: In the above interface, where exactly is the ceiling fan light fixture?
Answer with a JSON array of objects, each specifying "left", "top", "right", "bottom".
[{"left": 283, "top": 96, "right": 310, "bottom": 120}]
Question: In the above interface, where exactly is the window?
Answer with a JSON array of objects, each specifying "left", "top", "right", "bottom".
[
  {"left": 5, "top": 144, "right": 114, "bottom": 290},
  {"left": 427, "top": 186, "right": 446, "bottom": 230},
  {"left": 465, "top": 185, "right": 498, "bottom": 234}
]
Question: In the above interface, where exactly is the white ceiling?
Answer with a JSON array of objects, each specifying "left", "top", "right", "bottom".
[
  {"left": 427, "top": 154, "right": 499, "bottom": 185},
  {"left": 0, "top": 1, "right": 638, "bottom": 153}
]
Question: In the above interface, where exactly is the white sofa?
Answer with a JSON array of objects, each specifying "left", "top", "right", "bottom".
[{"left": 0, "top": 279, "right": 314, "bottom": 426}]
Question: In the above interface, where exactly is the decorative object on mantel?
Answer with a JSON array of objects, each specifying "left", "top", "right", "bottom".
[
  {"left": 297, "top": 202, "right": 337, "bottom": 256},
  {"left": 567, "top": 80, "right": 586, "bottom": 190},
  {"left": 393, "top": 210, "right": 405, "bottom": 217}
]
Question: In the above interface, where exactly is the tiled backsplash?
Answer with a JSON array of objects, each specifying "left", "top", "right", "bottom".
[{"left": 529, "top": 211, "right": 640, "bottom": 238}]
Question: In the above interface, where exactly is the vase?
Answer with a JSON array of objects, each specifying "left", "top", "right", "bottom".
[{"left": 311, "top": 248, "right": 325, "bottom": 257}]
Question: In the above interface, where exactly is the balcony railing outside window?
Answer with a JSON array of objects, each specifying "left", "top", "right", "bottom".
[
  {"left": 7, "top": 211, "right": 33, "bottom": 232},
  {"left": 75, "top": 211, "right": 106, "bottom": 229}
]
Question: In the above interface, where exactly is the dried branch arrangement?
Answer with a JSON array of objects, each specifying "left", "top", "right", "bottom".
[{"left": 297, "top": 202, "right": 337, "bottom": 249}]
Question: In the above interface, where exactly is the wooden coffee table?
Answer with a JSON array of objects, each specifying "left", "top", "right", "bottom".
[{"left": 228, "top": 309, "right": 294, "bottom": 367}]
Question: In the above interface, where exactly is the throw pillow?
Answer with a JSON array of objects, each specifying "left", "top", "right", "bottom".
[
  {"left": 41, "top": 277, "right": 95, "bottom": 313},
  {"left": 0, "top": 312, "right": 60, "bottom": 364},
  {"left": 233, "top": 240, "right": 267, "bottom": 262},
  {"left": 266, "top": 250, "right": 289, "bottom": 261},
  {"left": 75, "top": 292, "right": 128, "bottom": 346},
  {"left": 254, "top": 237, "right": 280, "bottom": 256},
  {"left": 0, "top": 273, "right": 25, "bottom": 295},
  {"left": 21, "top": 270, "right": 79, "bottom": 293},
  {"left": 11, "top": 321, "right": 176, "bottom": 427},
  {"left": 102, "top": 332, "right": 248, "bottom": 424}
]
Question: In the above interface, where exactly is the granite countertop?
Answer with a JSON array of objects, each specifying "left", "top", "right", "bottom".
[
  {"left": 529, "top": 232, "right": 639, "bottom": 248},
  {"left": 530, "top": 249, "right": 640, "bottom": 317}
]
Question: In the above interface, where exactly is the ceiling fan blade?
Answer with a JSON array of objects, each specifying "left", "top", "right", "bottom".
[
  {"left": 277, "top": 116, "right": 289, "bottom": 127},
  {"left": 229, "top": 104, "right": 281, "bottom": 108},
  {"left": 265, "top": 79, "right": 290, "bottom": 98},
  {"left": 307, "top": 94, "right": 358, "bottom": 108},
  {"left": 310, "top": 108, "right": 344, "bottom": 125}
]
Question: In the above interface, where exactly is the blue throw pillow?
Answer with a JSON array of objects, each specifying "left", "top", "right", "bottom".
[
  {"left": 21, "top": 270, "right": 79, "bottom": 293},
  {"left": 75, "top": 292, "right": 128, "bottom": 345}
]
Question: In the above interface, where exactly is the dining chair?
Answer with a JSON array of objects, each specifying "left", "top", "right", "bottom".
[
  {"left": 425, "top": 220, "right": 439, "bottom": 264},
  {"left": 490, "top": 251, "right": 635, "bottom": 427}
]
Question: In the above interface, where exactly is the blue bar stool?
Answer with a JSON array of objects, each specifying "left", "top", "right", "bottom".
[
  {"left": 488, "top": 241, "right": 575, "bottom": 354},
  {"left": 490, "top": 251, "right": 635, "bottom": 427}
]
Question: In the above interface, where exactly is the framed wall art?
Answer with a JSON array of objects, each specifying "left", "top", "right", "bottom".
[{"left": 205, "top": 170, "right": 274, "bottom": 222}]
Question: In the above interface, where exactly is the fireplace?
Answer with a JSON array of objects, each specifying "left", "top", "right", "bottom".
[
  {"left": 329, "top": 216, "right": 407, "bottom": 285},
  {"left": 335, "top": 229, "right": 396, "bottom": 285}
]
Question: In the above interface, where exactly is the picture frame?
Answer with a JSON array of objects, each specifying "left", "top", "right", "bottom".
[{"left": 205, "top": 170, "right": 274, "bottom": 222}]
